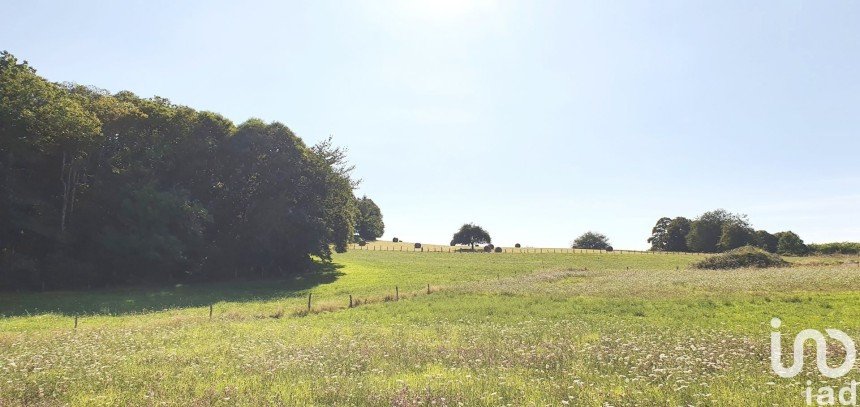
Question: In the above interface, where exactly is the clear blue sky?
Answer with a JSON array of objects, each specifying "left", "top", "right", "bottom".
[{"left": 4, "top": 1, "right": 859, "bottom": 249}]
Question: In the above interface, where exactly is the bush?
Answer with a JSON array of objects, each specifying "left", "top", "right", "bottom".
[
  {"left": 494, "top": 247, "right": 502, "bottom": 253},
  {"left": 693, "top": 246, "right": 789, "bottom": 270},
  {"left": 515, "top": 243, "right": 521, "bottom": 248},
  {"left": 414, "top": 243, "right": 422, "bottom": 249},
  {"left": 392, "top": 237, "right": 399, "bottom": 243},
  {"left": 808, "top": 242, "right": 860, "bottom": 255},
  {"left": 358, "top": 240, "right": 367, "bottom": 247},
  {"left": 776, "top": 231, "right": 808, "bottom": 256}
]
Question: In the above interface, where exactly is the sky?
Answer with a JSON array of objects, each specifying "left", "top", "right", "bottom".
[{"left": 3, "top": 0, "right": 859, "bottom": 249}]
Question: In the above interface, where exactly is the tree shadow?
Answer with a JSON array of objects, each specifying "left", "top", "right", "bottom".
[{"left": 0, "top": 261, "right": 345, "bottom": 317}]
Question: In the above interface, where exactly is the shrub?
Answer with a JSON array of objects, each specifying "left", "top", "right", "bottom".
[
  {"left": 358, "top": 240, "right": 367, "bottom": 247},
  {"left": 494, "top": 247, "right": 502, "bottom": 253},
  {"left": 515, "top": 243, "right": 521, "bottom": 248},
  {"left": 809, "top": 242, "right": 860, "bottom": 255},
  {"left": 693, "top": 246, "right": 789, "bottom": 270},
  {"left": 392, "top": 237, "right": 399, "bottom": 243},
  {"left": 414, "top": 243, "right": 422, "bottom": 249},
  {"left": 752, "top": 230, "right": 779, "bottom": 253},
  {"left": 775, "top": 231, "right": 808, "bottom": 256}
]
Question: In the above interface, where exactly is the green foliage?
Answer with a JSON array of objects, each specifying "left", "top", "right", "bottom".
[
  {"left": 650, "top": 211, "right": 797, "bottom": 257},
  {"left": 717, "top": 221, "right": 753, "bottom": 251},
  {"left": 686, "top": 210, "right": 749, "bottom": 253},
  {"left": 98, "top": 185, "right": 211, "bottom": 283},
  {"left": 693, "top": 246, "right": 789, "bottom": 269},
  {"left": 450, "top": 223, "right": 492, "bottom": 250},
  {"left": 808, "top": 242, "right": 860, "bottom": 255},
  {"left": 665, "top": 217, "right": 692, "bottom": 251},
  {"left": 752, "top": 230, "right": 778, "bottom": 253},
  {"left": 647, "top": 217, "right": 671, "bottom": 251},
  {"left": 775, "top": 231, "right": 809, "bottom": 256},
  {"left": 0, "top": 52, "right": 361, "bottom": 289},
  {"left": 355, "top": 196, "right": 384, "bottom": 241},
  {"left": 648, "top": 217, "right": 691, "bottom": 251},
  {"left": 572, "top": 231, "right": 610, "bottom": 250}
]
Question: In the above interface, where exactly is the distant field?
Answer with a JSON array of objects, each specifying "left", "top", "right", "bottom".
[
  {"left": 349, "top": 240, "right": 696, "bottom": 254},
  {"left": 2, "top": 249, "right": 860, "bottom": 405}
]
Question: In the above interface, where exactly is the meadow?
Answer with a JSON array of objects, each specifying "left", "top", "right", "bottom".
[{"left": 2, "top": 248, "right": 860, "bottom": 406}]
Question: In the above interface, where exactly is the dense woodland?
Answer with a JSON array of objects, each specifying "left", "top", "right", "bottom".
[{"left": 0, "top": 52, "right": 384, "bottom": 290}]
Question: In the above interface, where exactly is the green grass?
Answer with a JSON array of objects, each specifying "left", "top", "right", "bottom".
[{"left": 2, "top": 250, "right": 860, "bottom": 405}]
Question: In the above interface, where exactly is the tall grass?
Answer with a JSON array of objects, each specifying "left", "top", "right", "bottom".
[{"left": 1, "top": 250, "right": 858, "bottom": 405}]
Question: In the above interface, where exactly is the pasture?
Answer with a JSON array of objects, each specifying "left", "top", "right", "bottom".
[{"left": 2, "top": 249, "right": 860, "bottom": 405}]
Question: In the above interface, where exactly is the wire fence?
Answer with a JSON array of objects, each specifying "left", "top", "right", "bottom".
[{"left": 350, "top": 244, "right": 706, "bottom": 256}]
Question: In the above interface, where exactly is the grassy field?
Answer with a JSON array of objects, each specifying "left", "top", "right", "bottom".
[{"left": 2, "top": 249, "right": 860, "bottom": 405}]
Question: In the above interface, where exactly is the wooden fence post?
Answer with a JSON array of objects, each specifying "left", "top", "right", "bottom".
[
  {"left": 395, "top": 286, "right": 399, "bottom": 301},
  {"left": 74, "top": 316, "right": 78, "bottom": 330},
  {"left": 307, "top": 293, "right": 312, "bottom": 310},
  {"left": 349, "top": 294, "right": 353, "bottom": 308},
  {"left": 209, "top": 304, "right": 213, "bottom": 320},
  {"left": 427, "top": 284, "right": 431, "bottom": 294}
]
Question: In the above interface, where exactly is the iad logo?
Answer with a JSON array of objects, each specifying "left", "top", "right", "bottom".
[{"left": 770, "top": 317, "right": 856, "bottom": 379}]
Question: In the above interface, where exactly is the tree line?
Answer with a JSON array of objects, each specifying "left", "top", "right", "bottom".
[
  {"left": 647, "top": 209, "right": 808, "bottom": 255},
  {"left": 0, "top": 52, "right": 383, "bottom": 290}
]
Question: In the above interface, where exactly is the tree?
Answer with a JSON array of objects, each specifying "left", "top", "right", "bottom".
[
  {"left": 1, "top": 52, "right": 101, "bottom": 288},
  {"left": 98, "top": 185, "right": 211, "bottom": 283},
  {"left": 647, "top": 217, "right": 672, "bottom": 251},
  {"left": 312, "top": 137, "right": 359, "bottom": 253},
  {"left": 776, "top": 231, "right": 808, "bottom": 256},
  {"left": 686, "top": 210, "right": 749, "bottom": 253},
  {"left": 210, "top": 119, "right": 354, "bottom": 277},
  {"left": 573, "top": 231, "right": 611, "bottom": 250},
  {"left": 752, "top": 230, "right": 778, "bottom": 253},
  {"left": 355, "top": 196, "right": 384, "bottom": 241},
  {"left": 0, "top": 52, "right": 364, "bottom": 289},
  {"left": 665, "top": 217, "right": 692, "bottom": 252},
  {"left": 450, "top": 223, "right": 491, "bottom": 250},
  {"left": 718, "top": 221, "right": 753, "bottom": 251}
]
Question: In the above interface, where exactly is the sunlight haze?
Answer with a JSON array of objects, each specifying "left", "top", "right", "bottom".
[{"left": 4, "top": 0, "right": 858, "bottom": 249}]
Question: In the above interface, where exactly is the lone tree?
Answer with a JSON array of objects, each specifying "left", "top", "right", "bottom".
[
  {"left": 573, "top": 231, "right": 611, "bottom": 250},
  {"left": 356, "top": 196, "right": 384, "bottom": 241},
  {"left": 450, "top": 223, "right": 491, "bottom": 250}
]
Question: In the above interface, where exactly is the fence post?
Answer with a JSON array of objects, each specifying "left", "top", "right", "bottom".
[
  {"left": 427, "top": 284, "right": 431, "bottom": 294},
  {"left": 74, "top": 316, "right": 78, "bottom": 330},
  {"left": 349, "top": 294, "right": 353, "bottom": 308},
  {"left": 209, "top": 304, "right": 213, "bottom": 320},
  {"left": 307, "top": 293, "right": 312, "bottom": 310},
  {"left": 395, "top": 286, "right": 399, "bottom": 301}
]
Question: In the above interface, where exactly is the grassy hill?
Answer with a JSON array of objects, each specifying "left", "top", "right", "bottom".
[{"left": 2, "top": 249, "right": 860, "bottom": 405}]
